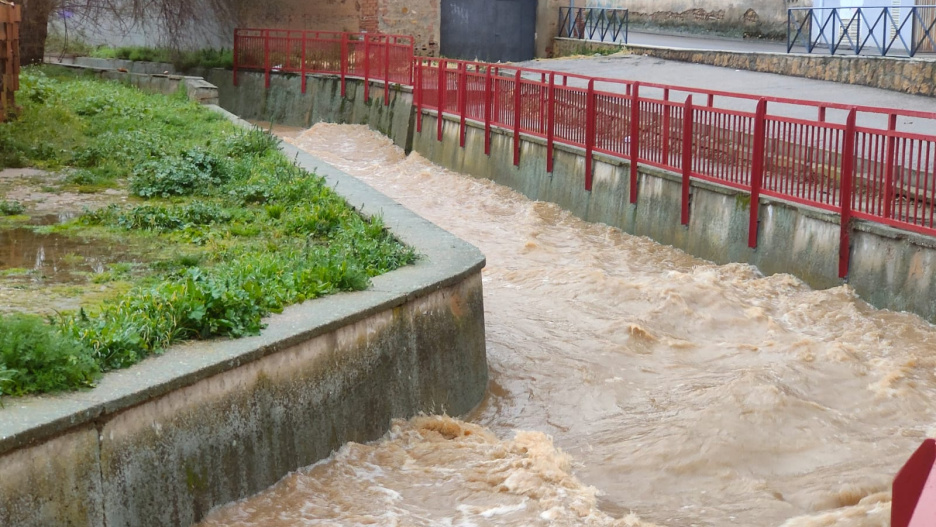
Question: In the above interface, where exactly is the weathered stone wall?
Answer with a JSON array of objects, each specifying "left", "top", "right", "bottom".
[
  {"left": 380, "top": 0, "right": 440, "bottom": 56},
  {"left": 582, "top": 0, "right": 810, "bottom": 38},
  {"left": 539, "top": 0, "right": 566, "bottom": 57},
  {"left": 47, "top": 0, "right": 439, "bottom": 58},
  {"left": 552, "top": 38, "right": 936, "bottom": 97}
]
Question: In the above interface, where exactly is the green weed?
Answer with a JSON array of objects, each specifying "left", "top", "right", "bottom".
[
  {"left": 0, "top": 314, "right": 99, "bottom": 396},
  {"left": 0, "top": 68, "right": 417, "bottom": 398},
  {"left": 0, "top": 200, "right": 25, "bottom": 216}
]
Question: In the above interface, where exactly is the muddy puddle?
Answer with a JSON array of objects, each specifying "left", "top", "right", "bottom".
[
  {"left": 0, "top": 227, "right": 136, "bottom": 283},
  {"left": 0, "top": 167, "right": 137, "bottom": 314}
]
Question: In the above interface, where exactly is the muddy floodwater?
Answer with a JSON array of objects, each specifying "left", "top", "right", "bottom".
[{"left": 200, "top": 124, "right": 936, "bottom": 527}]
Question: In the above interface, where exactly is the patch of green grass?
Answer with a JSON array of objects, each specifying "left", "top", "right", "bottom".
[
  {"left": 0, "top": 67, "right": 417, "bottom": 397},
  {"left": 88, "top": 46, "right": 234, "bottom": 71},
  {"left": 0, "top": 314, "right": 99, "bottom": 396}
]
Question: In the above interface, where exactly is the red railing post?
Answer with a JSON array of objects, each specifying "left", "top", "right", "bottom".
[
  {"left": 437, "top": 59, "right": 446, "bottom": 142},
  {"left": 263, "top": 29, "right": 271, "bottom": 89},
  {"left": 839, "top": 107, "right": 857, "bottom": 279},
  {"left": 749, "top": 98, "right": 768, "bottom": 247},
  {"left": 661, "top": 88, "right": 670, "bottom": 165},
  {"left": 301, "top": 32, "right": 308, "bottom": 94},
  {"left": 883, "top": 113, "right": 898, "bottom": 218},
  {"left": 458, "top": 63, "right": 467, "bottom": 147},
  {"left": 415, "top": 59, "right": 423, "bottom": 133},
  {"left": 363, "top": 36, "right": 371, "bottom": 102},
  {"left": 484, "top": 66, "right": 493, "bottom": 156},
  {"left": 629, "top": 82, "right": 641, "bottom": 203},
  {"left": 340, "top": 33, "right": 348, "bottom": 97},
  {"left": 681, "top": 95, "right": 694, "bottom": 224},
  {"left": 892, "top": 439, "right": 936, "bottom": 527},
  {"left": 546, "top": 72, "right": 556, "bottom": 173},
  {"left": 585, "top": 79, "right": 596, "bottom": 191},
  {"left": 513, "top": 70, "right": 522, "bottom": 167},
  {"left": 492, "top": 67, "right": 500, "bottom": 132},
  {"left": 409, "top": 40, "right": 415, "bottom": 85},
  {"left": 384, "top": 36, "right": 391, "bottom": 106}
]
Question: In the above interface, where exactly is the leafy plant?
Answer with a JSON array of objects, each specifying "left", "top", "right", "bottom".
[
  {"left": 130, "top": 148, "right": 228, "bottom": 198},
  {"left": 0, "top": 200, "right": 25, "bottom": 216},
  {"left": 0, "top": 314, "right": 98, "bottom": 396}
]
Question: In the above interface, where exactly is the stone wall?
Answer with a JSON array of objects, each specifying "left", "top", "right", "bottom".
[
  {"left": 380, "top": 0, "right": 440, "bottom": 56},
  {"left": 47, "top": 0, "right": 440, "bottom": 58},
  {"left": 552, "top": 38, "right": 936, "bottom": 97},
  {"left": 582, "top": 0, "right": 809, "bottom": 38}
]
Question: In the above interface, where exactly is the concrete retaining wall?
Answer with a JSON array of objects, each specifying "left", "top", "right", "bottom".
[
  {"left": 48, "top": 60, "right": 219, "bottom": 105},
  {"left": 587, "top": 0, "right": 794, "bottom": 38},
  {"left": 206, "top": 69, "right": 415, "bottom": 152},
  {"left": 411, "top": 110, "right": 936, "bottom": 322},
  {"left": 553, "top": 38, "right": 936, "bottom": 97},
  {"left": 0, "top": 109, "right": 488, "bottom": 526}
]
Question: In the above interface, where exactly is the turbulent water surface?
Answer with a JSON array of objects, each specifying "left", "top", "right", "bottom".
[{"left": 199, "top": 124, "right": 936, "bottom": 527}]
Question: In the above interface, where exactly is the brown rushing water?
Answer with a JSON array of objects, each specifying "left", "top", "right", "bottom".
[{"left": 200, "top": 124, "right": 936, "bottom": 527}]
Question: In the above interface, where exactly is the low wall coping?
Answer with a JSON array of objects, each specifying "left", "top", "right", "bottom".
[{"left": 0, "top": 105, "right": 486, "bottom": 457}]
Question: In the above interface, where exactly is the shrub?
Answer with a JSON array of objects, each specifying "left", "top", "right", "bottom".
[
  {"left": 130, "top": 148, "right": 228, "bottom": 198},
  {"left": 0, "top": 314, "right": 99, "bottom": 396},
  {"left": 0, "top": 200, "right": 25, "bottom": 216}
]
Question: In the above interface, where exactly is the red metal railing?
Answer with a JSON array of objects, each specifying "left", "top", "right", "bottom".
[
  {"left": 893, "top": 439, "right": 936, "bottom": 527},
  {"left": 233, "top": 29, "right": 414, "bottom": 103},
  {"left": 232, "top": 29, "right": 936, "bottom": 278},
  {"left": 411, "top": 57, "right": 936, "bottom": 277},
  {"left": 234, "top": 31, "right": 936, "bottom": 520}
]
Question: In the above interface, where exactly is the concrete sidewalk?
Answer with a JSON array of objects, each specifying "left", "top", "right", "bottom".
[{"left": 516, "top": 52, "right": 936, "bottom": 135}]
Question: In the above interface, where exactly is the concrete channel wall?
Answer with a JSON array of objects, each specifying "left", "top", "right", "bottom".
[
  {"left": 0, "top": 74, "right": 487, "bottom": 525},
  {"left": 410, "top": 110, "right": 936, "bottom": 321},
  {"left": 553, "top": 38, "right": 936, "bottom": 98}
]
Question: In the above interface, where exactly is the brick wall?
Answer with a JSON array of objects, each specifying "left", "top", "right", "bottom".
[
  {"left": 378, "top": 0, "right": 439, "bottom": 55},
  {"left": 241, "top": 0, "right": 439, "bottom": 57}
]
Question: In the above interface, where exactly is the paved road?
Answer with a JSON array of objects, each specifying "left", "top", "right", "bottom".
[{"left": 515, "top": 52, "right": 936, "bottom": 134}]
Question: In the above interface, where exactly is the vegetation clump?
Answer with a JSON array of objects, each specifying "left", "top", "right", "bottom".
[
  {"left": 0, "top": 67, "right": 417, "bottom": 396},
  {"left": 44, "top": 32, "right": 234, "bottom": 71}
]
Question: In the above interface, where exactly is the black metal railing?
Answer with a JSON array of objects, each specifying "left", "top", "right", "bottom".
[
  {"left": 558, "top": 7, "right": 629, "bottom": 44},
  {"left": 788, "top": 6, "right": 936, "bottom": 56}
]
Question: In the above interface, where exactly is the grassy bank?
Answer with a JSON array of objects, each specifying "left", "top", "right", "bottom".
[
  {"left": 45, "top": 32, "right": 233, "bottom": 71},
  {"left": 0, "top": 68, "right": 416, "bottom": 397}
]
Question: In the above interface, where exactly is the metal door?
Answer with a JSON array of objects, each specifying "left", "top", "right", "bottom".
[{"left": 441, "top": 0, "right": 537, "bottom": 62}]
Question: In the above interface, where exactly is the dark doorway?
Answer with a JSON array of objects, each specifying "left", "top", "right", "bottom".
[{"left": 440, "top": 0, "right": 537, "bottom": 62}]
